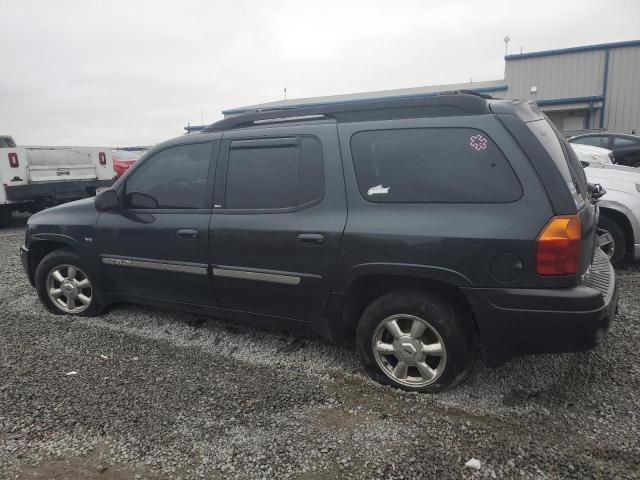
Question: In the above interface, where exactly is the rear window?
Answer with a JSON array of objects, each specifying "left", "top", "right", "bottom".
[
  {"left": 528, "top": 119, "right": 587, "bottom": 209},
  {"left": 350, "top": 127, "right": 522, "bottom": 203},
  {"left": 0, "top": 136, "right": 16, "bottom": 148},
  {"left": 225, "top": 136, "right": 324, "bottom": 210}
]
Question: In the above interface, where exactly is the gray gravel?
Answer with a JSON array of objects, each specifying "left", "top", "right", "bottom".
[{"left": 1, "top": 214, "right": 639, "bottom": 479}]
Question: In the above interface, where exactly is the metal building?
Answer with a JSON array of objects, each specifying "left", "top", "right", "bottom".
[
  {"left": 500, "top": 40, "right": 640, "bottom": 134},
  {"left": 218, "top": 39, "right": 640, "bottom": 136}
]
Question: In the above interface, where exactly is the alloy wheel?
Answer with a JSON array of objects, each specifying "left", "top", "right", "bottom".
[
  {"left": 372, "top": 314, "right": 447, "bottom": 388},
  {"left": 46, "top": 264, "right": 93, "bottom": 314}
]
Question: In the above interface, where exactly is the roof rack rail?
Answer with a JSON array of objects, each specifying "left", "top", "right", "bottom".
[
  {"left": 439, "top": 89, "right": 494, "bottom": 99},
  {"left": 202, "top": 93, "right": 491, "bottom": 133}
]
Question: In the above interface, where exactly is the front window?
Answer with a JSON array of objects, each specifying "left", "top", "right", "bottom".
[
  {"left": 224, "top": 136, "right": 324, "bottom": 210},
  {"left": 124, "top": 143, "right": 212, "bottom": 209},
  {"left": 572, "top": 135, "right": 608, "bottom": 148}
]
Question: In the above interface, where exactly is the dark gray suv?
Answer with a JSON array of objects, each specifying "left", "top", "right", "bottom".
[{"left": 20, "top": 93, "right": 618, "bottom": 392}]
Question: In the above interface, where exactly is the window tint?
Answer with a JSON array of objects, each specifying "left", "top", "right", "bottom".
[
  {"left": 124, "top": 143, "right": 211, "bottom": 209},
  {"left": 613, "top": 136, "right": 639, "bottom": 148},
  {"left": 350, "top": 128, "right": 521, "bottom": 203},
  {"left": 573, "top": 135, "right": 608, "bottom": 148},
  {"left": 225, "top": 137, "right": 323, "bottom": 209},
  {"left": 0, "top": 136, "right": 16, "bottom": 148},
  {"left": 529, "top": 119, "right": 587, "bottom": 209}
]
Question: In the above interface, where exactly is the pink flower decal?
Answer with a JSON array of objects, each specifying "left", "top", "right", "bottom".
[{"left": 469, "top": 134, "right": 488, "bottom": 151}]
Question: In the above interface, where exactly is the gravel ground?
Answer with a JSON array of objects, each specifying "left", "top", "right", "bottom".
[{"left": 1, "top": 215, "right": 639, "bottom": 479}]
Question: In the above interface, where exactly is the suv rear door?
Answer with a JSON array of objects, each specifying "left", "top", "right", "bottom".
[{"left": 209, "top": 123, "right": 347, "bottom": 322}]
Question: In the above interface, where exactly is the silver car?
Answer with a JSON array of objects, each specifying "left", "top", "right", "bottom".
[{"left": 573, "top": 144, "right": 640, "bottom": 264}]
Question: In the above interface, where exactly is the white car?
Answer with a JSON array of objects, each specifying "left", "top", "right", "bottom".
[
  {"left": 573, "top": 144, "right": 640, "bottom": 264},
  {"left": 571, "top": 143, "right": 615, "bottom": 164}
]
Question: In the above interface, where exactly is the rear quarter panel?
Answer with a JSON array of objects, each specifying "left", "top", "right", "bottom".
[{"left": 335, "top": 114, "right": 567, "bottom": 291}]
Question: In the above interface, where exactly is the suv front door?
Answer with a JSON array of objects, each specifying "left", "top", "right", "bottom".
[
  {"left": 96, "top": 140, "right": 219, "bottom": 307},
  {"left": 209, "top": 124, "right": 347, "bottom": 322}
]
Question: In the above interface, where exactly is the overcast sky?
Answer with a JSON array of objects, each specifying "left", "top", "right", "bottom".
[{"left": 1, "top": 0, "right": 639, "bottom": 146}]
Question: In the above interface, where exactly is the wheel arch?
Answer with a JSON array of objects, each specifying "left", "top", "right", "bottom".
[
  {"left": 599, "top": 206, "right": 635, "bottom": 256},
  {"left": 330, "top": 266, "right": 478, "bottom": 345},
  {"left": 28, "top": 235, "right": 78, "bottom": 282}
]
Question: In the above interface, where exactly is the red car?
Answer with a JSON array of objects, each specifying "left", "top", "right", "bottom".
[{"left": 112, "top": 150, "right": 142, "bottom": 178}]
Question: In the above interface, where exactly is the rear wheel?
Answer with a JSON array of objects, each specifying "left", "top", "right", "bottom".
[
  {"left": 598, "top": 215, "right": 626, "bottom": 265},
  {"left": 35, "top": 249, "right": 103, "bottom": 316},
  {"left": 356, "top": 289, "right": 475, "bottom": 393}
]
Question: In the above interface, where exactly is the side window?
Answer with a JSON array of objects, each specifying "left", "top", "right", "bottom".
[
  {"left": 224, "top": 136, "right": 323, "bottom": 210},
  {"left": 573, "top": 136, "right": 608, "bottom": 148},
  {"left": 124, "top": 143, "right": 212, "bottom": 209},
  {"left": 350, "top": 128, "right": 522, "bottom": 203},
  {"left": 613, "top": 137, "right": 639, "bottom": 148}
]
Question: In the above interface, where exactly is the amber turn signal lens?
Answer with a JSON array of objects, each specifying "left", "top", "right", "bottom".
[{"left": 536, "top": 215, "right": 581, "bottom": 275}]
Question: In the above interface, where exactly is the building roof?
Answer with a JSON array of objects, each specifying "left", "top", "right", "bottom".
[
  {"left": 218, "top": 39, "right": 639, "bottom": 120},
  {"left": 222, "top": 79, "right": 507, "bottom": 116},
  {"left": 505, "top": 39, "right": 640, "bottom": 60}
]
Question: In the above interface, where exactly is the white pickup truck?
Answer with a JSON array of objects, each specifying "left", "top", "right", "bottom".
[{"left": 0, "top": 135, "right": 115, "bottom": 226}]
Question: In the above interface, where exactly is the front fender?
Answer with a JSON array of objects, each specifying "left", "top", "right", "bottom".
[
  {"left": 598, "top": 194, "right": 640, "bottom": 245},
  {"left": 29, "top": 233, "right": 79, "bottom": 249}
]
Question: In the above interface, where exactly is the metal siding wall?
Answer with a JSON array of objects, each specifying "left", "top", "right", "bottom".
[
  {"left": 605, "top": 46, "right": 640, "bottom": 133},
  {"left": 504, "top": 50, "right": 605, "bottom": 101}
]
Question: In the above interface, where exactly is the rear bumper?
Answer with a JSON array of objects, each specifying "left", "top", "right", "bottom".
[
  {"left": 20, "top": 245, "right": 34, "bottom": 286},
  {"left": 463, "top": 248, "right": 617, "bottom": 366},
  {"left": 5, "top": 179, "right": 114, "bottom": 202}
]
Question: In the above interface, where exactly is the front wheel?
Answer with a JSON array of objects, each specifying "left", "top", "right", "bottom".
[
  {"left": 598, "top": 215, "right": 626, "bottom": 265},
  {"left": 356, "top": 289, "right": 475, "bottom": 393},
  {"left": 35, "top": 249, "right": 104, "bottom": 316}
]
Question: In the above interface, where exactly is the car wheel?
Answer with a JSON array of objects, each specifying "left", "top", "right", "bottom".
[
  {"left": 598, "top": 215, "right": 626, "bottom": 265},
  {"left": 0, "top": 207, "right": 11, "bottom": 228},
  {"left": 356, "top": 289, "right": 475, "bottom": 393},
  {"left": 35, "top": 248, "right": 104, "bottom": 316}
]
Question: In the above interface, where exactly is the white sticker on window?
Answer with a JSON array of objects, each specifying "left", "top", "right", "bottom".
[{"left": 367, "top": 184, "right": 390, "bottom": 196}]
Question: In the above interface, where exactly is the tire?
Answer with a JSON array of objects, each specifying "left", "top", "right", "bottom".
[
  {"left": 0, "top": 207, "right": 11, "bottom": 228},
  {"left": 598, "top": 215, "right": 626, "bottom": 265},
  {"left": 356, "top": 289, "right": 475, "bottom": 393},
  {"left": 35, "top": 248, "right": 104, "bottom": 316}
]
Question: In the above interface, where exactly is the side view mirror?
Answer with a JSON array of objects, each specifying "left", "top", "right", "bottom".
[
  {"left": 124, "top": 192, "right": 159, "bottom": 209},
  {"left": 589, "top": 183, "right": 606, "bottom": 201},
  {"left": 580, "top": 160, "right": 590, "bottom": 168},
  {"left": 95, "top": 189, "right": 120, "bottom": 212}
]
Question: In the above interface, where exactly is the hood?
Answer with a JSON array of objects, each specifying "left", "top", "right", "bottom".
[
  {"left": 28, "top": 197, "right": 97, "bottom": 225},
  {"left": 571, "top": 143, "right": 613, "bottom": 164},
  {"left": 585, "top": 163, "right": 640, "bottom": 196}
]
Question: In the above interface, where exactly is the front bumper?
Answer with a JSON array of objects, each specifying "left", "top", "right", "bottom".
[
  {"left": 20, "top": 245, "right": 34, "bottom": 286},
  {"left": 463, "top": 248, "right": 617, "bottom": 366}
]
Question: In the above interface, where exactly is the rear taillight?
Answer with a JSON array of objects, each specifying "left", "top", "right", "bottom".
[
  {"left": 8, "top": 152, "right": 19, "bottom": 168},
  {"left": 536, "top": 215, "right": 581, "bottom": 275},
  {"left": 99, "top": 152, "right": 106, "bottom": 165}
]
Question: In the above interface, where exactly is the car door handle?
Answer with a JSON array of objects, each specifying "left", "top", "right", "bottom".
[
  {"left": 177, "top": 229, "right": 199, "bottom": 240},
  {"left": 297, "top": 233, "right": 325, "bottom": 245}
]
